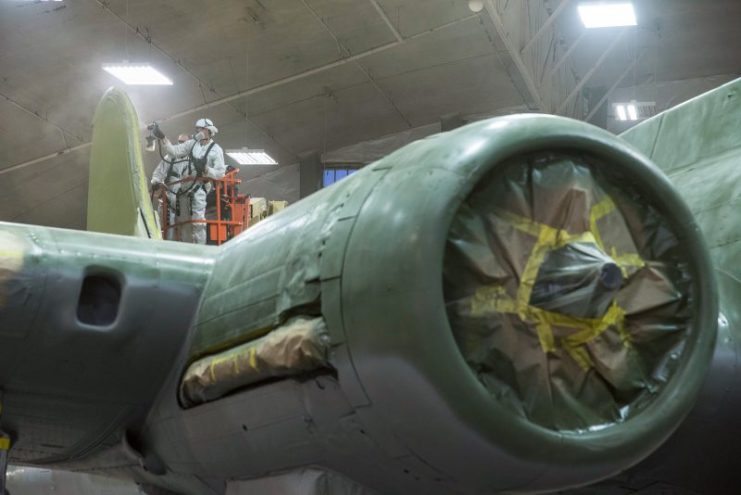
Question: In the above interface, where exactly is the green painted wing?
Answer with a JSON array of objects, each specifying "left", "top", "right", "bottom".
[
  {"left": 621, "top": 78, "right": 741, "bottom": 263},
  {"left": 86, "top": 87, "right": 161, "bottom": 239}
]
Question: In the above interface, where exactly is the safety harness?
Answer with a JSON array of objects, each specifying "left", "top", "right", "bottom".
[{"left": 188, "top": 141, "right": 217, "bottom": 179}]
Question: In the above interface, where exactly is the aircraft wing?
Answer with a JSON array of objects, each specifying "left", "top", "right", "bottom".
[
  {"left": 86, "top": 88, "right": 161, "bottom": 239},
  {"left": 621, "top": 77, "right": 741, "bottom": 266},
  {"left": 568, "top": 78, "right": 741, "bottom": 494}
]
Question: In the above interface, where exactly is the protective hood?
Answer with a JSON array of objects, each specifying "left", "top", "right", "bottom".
[{"left": 195, "top": 118, "right": 218, "bottom": 136}]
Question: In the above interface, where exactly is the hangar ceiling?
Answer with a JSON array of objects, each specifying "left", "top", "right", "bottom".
[{"left": 0, "top": 0, "right": 739, "bottom": 229}]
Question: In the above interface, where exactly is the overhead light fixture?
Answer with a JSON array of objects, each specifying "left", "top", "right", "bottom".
[
  {"left": 468, "top": 0, "right": 484, "bottom": 13},
  {"left": 615, "top": 104, "right": 628, "bottom": 121},
  {"left": 578, "top": 2, "right": 637, "bottom": 28},
  {"left": 102, "top": 64, "right": 173, "bottom": 86},
  {"left": 227, "top": 149, "right": 278, "bottom": 166},
  {"left": 626, "top": 103, "right": 638, "bottom": 120},
  {"left": 614, "top": 101, "right": 652, "bottom": 122}
]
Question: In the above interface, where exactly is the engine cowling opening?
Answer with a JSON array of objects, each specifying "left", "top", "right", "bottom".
[{"left": 444, "top": 151, "right": 694, "bottom": 432}]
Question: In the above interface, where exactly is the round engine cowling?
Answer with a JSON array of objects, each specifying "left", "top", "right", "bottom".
[{"left": 339, "top": 114, "right": 717, "bottom": 492}]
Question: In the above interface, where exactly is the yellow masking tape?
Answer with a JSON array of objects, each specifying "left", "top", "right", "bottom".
[
  {"left": 472, "top": 195, "right": 645, "bottom": 368},
  {"left": 472, "top": 287, "right": 627, "bottom": 351},
  {"left": 563, "top": 342, "right": 594, "bottom": 370},
  {"left": 471, "top": 286, "right": 629, "bottom": 366},
  {"left": 249, "top": 347, "right": 258, "bottom": 370},
  {"left": 494, "top": 208, "right": 542, "bottom": 237},
  {"left": 498, "top": 194, "right": 643, "bottom": 281},
  {"left": 587, "top": 197, "right": 646, "bottom": 275},
  {"left": 611, "top": 248, "right": 646, "bottom": 276},
  {"left": 495, "top": 209, "right": 597, "bottom": 248},
  {"left": 207, "top": 352, "right": 244, "bottom": 378},
  {"left": 589, "top": 196, "right": 616, "bottom": 251},
  {"left": 517, "top": 227, "right": 556, "bottom": 320},
  {"left": 615, "top": 317, "right": 633, "bottom": 347},
  {"left": 561, "top": 303, "right": 625, "bottom": 348},
  {"left": 534, "top": 318, "right": 556, "bottom": 353},
  {"left": 470, "top": 285, "right": 517, "bottom": 315},
  {"left": 501, "top": 210, "right": 596, "bottom": 304}
]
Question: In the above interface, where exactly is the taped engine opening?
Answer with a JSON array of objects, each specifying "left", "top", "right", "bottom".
[
  {"left": 443, "top": 152, "right": 693, "bottom": 431},
  {"left": 180, "top": 316, "right": 331, "bottom": 408}
]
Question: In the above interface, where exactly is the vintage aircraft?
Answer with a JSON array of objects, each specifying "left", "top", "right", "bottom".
[{"left": 0, "top": 78, "right": 739, "bottom": 495}]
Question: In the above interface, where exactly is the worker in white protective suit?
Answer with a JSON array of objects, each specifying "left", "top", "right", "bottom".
[
  {"left": 150, "top": 133, "right": 190, "bottom": 240},
  {"left": 152, "top": 119, "right": 226, "bottom": 244}
]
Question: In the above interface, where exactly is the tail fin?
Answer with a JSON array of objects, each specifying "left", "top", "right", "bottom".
[{"left": 86, "top": 87, "right": 161, "bottom": 239}]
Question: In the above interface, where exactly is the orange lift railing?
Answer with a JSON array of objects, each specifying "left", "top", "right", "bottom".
[{"left": 157, "top": 168, "right": 252, "bottom": 245}]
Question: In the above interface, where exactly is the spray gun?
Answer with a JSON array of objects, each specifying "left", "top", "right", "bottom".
[{"left": 145, "top": 122, "right": 164, "bottom": 152}]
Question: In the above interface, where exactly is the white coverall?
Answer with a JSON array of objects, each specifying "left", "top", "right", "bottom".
[
  {"left": 163, "top": 139, "right": 226, "bottom": 244},
  {"left": 150, "top": 155, "right": 188, "bottom": 240}
]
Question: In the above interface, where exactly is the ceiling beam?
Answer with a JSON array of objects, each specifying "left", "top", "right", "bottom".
[
  {"left": 556, "top": 29, "right": 627, "bottom": 115},
  {"left": 483, "top": 0, "right": 544, "bottom": 110},
  {"left": 160, "top": 14, "right": 478, "bottom": 122},
  {"left": 521, "top": 0, "right": 572, "bottom": 56},
  {"left": 544, "top": 30, "right": 587, "bottom": 84},
  {"left": 0, "top": 90, "right": 81, "bottom": 148},
  {"left": 586, "top": 52, "right": 643, "bottom": 123},
  {"left": 0, "top": 142, "right": 90, "bottom": 177},
  {"left": 301, "top": 0, "right": 412, "bottom": 127},
  {"left": 368, "top": 0, "right": 403, "bottom": 42}
]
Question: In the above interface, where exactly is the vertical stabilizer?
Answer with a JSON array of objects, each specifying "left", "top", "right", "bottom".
[{"left": 86, "top": 88, "right": 161, "bottom": 239}]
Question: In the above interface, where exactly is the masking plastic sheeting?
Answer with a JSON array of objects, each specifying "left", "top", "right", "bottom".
[
  {"left": 180, "top": 317, "right": 330, "bottom": 407},
  {"left": 444, "top": 153, "right": 692, "bottom": 431}
]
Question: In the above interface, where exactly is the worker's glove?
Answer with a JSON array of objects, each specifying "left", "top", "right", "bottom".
[{"left": 148, "top": 122, "right": 165, "bottom": 139}]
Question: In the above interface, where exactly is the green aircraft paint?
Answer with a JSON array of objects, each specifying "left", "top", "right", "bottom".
[{"left": 2, "top": 80, "right": 740, "bottom": 494}]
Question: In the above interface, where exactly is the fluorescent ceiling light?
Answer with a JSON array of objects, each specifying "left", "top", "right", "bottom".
[
  {"left": 578, "top": 2, "right": 637, "bottom": 28},
  {"left": 102, "top": 64, "right": 173, "bottom": 86},
  {"left": 615, "top": 104, "right": 627, "bottom": 121},
  {"left": 227, "top": 149, "right": 278, "bottom": 166},
  {"left": 614, "top": 102, "right": 644, "bottom": 121},
  {"left": 626, "top": 103, "right": 638, "bottom": 120}
]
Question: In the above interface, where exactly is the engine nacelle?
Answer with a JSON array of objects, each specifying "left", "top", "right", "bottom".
[{"left": 166, "top": 114, "right": 717, "bottom": 493}]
